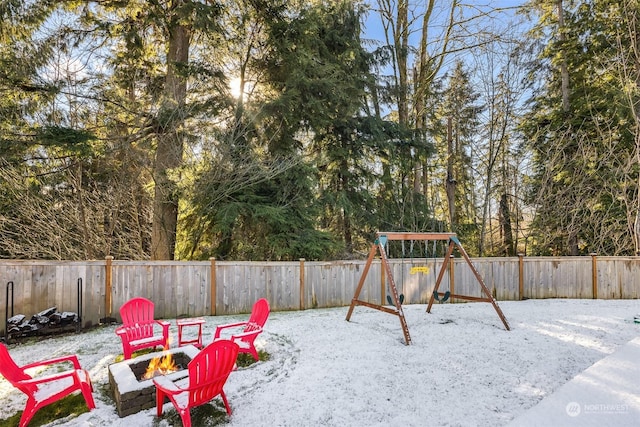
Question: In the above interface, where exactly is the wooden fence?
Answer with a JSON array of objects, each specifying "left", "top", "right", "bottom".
[{"left": 1, "top": 255, "right": 639, "bottom": 336}]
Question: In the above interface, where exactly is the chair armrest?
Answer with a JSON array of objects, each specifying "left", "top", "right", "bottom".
[
  {"left": 214, "top": 321, "right": 248, "bottom": 339},
  {"left": 153, "top": 375, "right": 182, "bottom": 395},
  {"left": 21, "top": 354, "right": 81, "bottom": 371},
  {"left": 231, "top": 327, "right": 263, "bottom": 340},
  {"left": 115, "top": 326, "right": 126, "bottom": 336},
  {"left": 18, "top": 369, "right": 78, "bottom": 386}
]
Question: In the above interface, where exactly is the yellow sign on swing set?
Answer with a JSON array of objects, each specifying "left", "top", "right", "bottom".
[{"left": 409, "top": 266, "right": 430, "bottom": 274}]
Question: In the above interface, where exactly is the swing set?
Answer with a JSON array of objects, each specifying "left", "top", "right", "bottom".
[{"left": 345, "top": 232, "right": 510, "bottom": 345}]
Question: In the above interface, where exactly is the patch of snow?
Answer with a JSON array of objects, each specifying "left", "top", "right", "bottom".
[{"left": 0, "top": 299, "right": 638, "bottom": 426}]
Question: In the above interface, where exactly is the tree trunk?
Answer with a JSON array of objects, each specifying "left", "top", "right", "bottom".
[
  {"left": 557, "top": 0, "right": 579, "bottom": 255},
  {"left": 635, "top": 148, "right": 640, "bottom": 255},
  {"left": 445, "top": 117, "right": 456, "bottom": 227},
  {"left": 557, "top": 0, "right": 570, "bottom": 113},
  {"left": 340, "top": 161, "right": 353, "bottom": 252},
  {"left": 395, "top": 0, "right": 409, "bottom": 125},
  {"left": 631, "top": 1, "right": 640, "bottom": 255},
  {"left": 499, "top": 193, "right": 514, "bottom": 256},
  {"left": 151, "top": 15, "right": 190, "bottom": 260}
]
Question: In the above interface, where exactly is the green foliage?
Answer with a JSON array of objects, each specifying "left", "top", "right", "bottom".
[
  {"left": 152, "top": 400, "right": 230, "bottom": 426},
  {"left": 236, "top": 349, "right": 269, "bottom": 367},
  {"left": 256, "top": 1, "right": 435, "bottom": 256},
  {"left": 35, "top": 125, "right": 95, "bottom": 152},
  {"left": 185, "top": 157, "right": 342, "bottom": 260}
]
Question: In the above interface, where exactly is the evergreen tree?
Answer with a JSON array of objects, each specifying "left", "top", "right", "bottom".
[
  {"left": 523, "top": 0, "right": 638, "bottom": 255},
  {"left": 184, "top": 1, "right": 359, "bottom": 260},
  {"left": 436, "top": 61, "right": 483, "bottom": 244}
]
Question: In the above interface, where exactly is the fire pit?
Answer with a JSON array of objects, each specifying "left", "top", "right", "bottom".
[{"left": 108, "top": 345, "right": 200, "bottom": 417}]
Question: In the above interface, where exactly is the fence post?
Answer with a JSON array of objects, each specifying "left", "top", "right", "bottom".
[
  {"left": 105, "top": 256, "right": 113, "bottom": 319},
  {"left": 590, "top": 253, "right": 598, "bottom": 299},
  {"left": 449, "top": 254, "right": 455, "bottom": 303},
  {"left": 518, "top": 253, "right": 524, "bottom": 300},
  {"left": 299, "top": 259, "right": 305, "bottom": 310},
  {"left": 380, "top": 257, "right": 385, "bottom": 305},
  {"left": 210, "top": 257, "right": 216, "bottom": 316}
]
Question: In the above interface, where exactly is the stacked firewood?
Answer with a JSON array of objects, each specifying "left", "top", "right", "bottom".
[{"left": 6, "top": 307, "right": 80, "bottom": 340}]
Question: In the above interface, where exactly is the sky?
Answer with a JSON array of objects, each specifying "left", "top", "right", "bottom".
[
  {"left": 361, "top": 0, "right": 528, "bottom": 46},
  {"left": 359, "top": 0, "right": 533, "bottom": 123},
  {"left": 1, "top": 298, "right": 639, "bottom": 426}
]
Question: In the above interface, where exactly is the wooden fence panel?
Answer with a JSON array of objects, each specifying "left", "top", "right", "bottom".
[
  {"left": 305, "top": 262, "right": 329, "bottom": 308},
  {"left": 597, "top": 257, "right": 640, "bottom": 299},
  {"left": 326, "top": 262, "right": 357, "bottom": 308},
  {"left": 329, "top": 261, "right": 355, "bottom": 307},
  {"left": 269, "top": 262, "right": 298, "bottom": 312},
  {"left": 215, "top": 262, "right": 238, "bottom": 314},
  {"left": 305, "top": 261, "right": 366, "bottom": 309},
  {"left": 525, "top": 258, "right": 549, "bottom": 299},
  {"left": 452, "top": 258, "right": 481, "bottom": 299},
  {"left": 214, "top": 261, "right": 294, "bottom": 315},
  {"left": 83, "top": 264, "right": 105, "bottom": 327},
  {"left": 470, "top": 258, "right": 520, "bottom": 301},
  {"left": 494, "top": 258, "right": 520, "bottom": 301},
  {"left": 110, "top": 262, "right": 211, "bottom": 321},
  {"left": 389, "top": 258, "right": 445, "bottom": 304},
  {"left": 245, "top": 263, "right": 262, "bottom": 310},
  {"left": 218, "top": 262, "right": 240, "bottom": 314},
  {"left": 522, "top": 257, "right": 592, "bottom": 299}
]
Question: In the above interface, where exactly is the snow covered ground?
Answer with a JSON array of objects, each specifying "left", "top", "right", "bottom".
[{"left": 1, "top": 299, "right": 639, "bottom": 426}]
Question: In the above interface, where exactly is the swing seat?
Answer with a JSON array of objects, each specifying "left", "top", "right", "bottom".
[
  {"left": 433, "top": 290, "right": 450, "bottom": 303},
  {"left": 387, "top": 294, "right": 405, "bottom": 306}
]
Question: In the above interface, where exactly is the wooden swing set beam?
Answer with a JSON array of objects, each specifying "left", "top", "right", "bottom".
[
  {"left": 373, "top": 232, "right": 456, "bottom": 241},
  {"left": 433, "top": 293, "right": 492, "bottom": 303},
  {"left": 349, "top": 299, "right": 402, "bottom": 316}
]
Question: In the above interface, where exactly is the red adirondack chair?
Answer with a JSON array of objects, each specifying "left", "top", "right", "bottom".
[
  {"left": 0, "top": 343, "right": 95, "bottom": 427},
  {"left": 213, "top": 298, "right": 270, "bottom": 360},
  {"left": 115, "top": 297, "right": 170, "bottom": 360},
  {"left": 153, "top": 339, "right": 239, "bottom": 426}
]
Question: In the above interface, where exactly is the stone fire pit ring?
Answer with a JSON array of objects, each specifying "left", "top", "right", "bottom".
[{"left": 109, "top": 345, "right": 200, "bottom": 417}]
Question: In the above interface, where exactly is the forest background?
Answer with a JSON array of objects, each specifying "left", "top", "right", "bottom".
[{"left": 1, "top": 0, "right": 640, "bottom": 262}]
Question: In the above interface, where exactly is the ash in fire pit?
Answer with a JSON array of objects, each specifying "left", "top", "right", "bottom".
[{"left": 109, "top": 345, "right": 200, "bottom": 417}]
